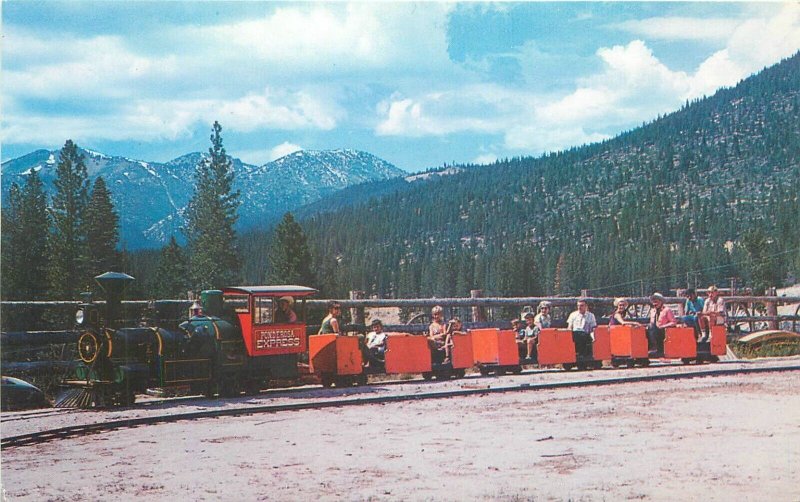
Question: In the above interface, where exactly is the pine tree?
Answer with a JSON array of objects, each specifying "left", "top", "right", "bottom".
[
  {"left": 84, "top": 176, "right": 120, "bottom": 282},
  {"left": 1, "top": 184, "right": 24, "bottom": 300},
  {"left": 49, "top": 140, "right": 90, "bottom": 299},
  {"left": 155, "top": 236, "right": 190, "bottom": 298},
  {"left": 268, "top": 212, "right": 315, "bottom": 286},
  {"left": 184, "top": 122, "right": 241, "bottom": 290}
]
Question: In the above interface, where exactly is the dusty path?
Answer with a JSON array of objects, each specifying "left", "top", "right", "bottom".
[{"left": 2, "top": 361, "right": 799, "bottom": 501}]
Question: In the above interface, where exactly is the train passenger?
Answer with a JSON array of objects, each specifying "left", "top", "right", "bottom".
[
  {"left": 522, "top": 312, "right": 538, "bottom": 360},
  {"left": 428, "top": 306, "right": 449, "bottom": 363},
  {"left": 366, "top": 319, "right": 387, "bottom": 364},
  {"left": 189, "top": 301, "right": 203, "bottom": 318},
  {"left": 443, "top": 317, "right": 465, "bottom": 363},
  {"left": 647, "top": 293, "right": 677, "bottom": 355},
  {"left": 513, "top": 318, "right": 526, "bottom": 357},
  {"left": 567, "top": 300, "right": 596, "bottom": 358},
  {"left": 680, "top": 289, "right": 704, "bottom": 338},
  {"left": 534, "top": 301, "right": 552, "bottom": 332},
  {"left": 698, "top": 285, "right": 725, "bottom": 342},
  {"left": 319, "top": 301, "right": 342, "bottom": 334},
  {"left": 609, "top": 298, "right": 640, "bottom": 326},
  {"left": 275, "top": 296, "right": 298, "bottom": 323}
]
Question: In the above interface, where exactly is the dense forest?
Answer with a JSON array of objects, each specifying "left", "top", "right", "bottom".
[{"left": 281, "top": 52, "right": 800, "bottom": 299}]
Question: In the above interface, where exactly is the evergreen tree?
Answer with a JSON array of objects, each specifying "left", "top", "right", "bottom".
[
  {"left": 155, "top": 236, "right": 190, "bottom": 298},
  {"left": 84, "top": 176, "right": 120, "bottom": 282},
  {"left": 268, "top": 212, "right": 315, "bottom": 286},
  {"left": 1, "top": 184, "right": 24, "bottom": 300},
  {"left": 184, "top": 121, "right": 241, "bottom": 290},
  {"left": 49, "top": 140, "right": 90, "bottom": 299}
]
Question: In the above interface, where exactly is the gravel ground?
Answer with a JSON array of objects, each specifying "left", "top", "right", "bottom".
[{"left": 2, "top": 358, "right": 799, "bottom": 501}]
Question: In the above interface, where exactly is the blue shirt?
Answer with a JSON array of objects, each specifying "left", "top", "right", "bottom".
[{"left": 684, "top": 297, "right": 705, "bottom": 315}]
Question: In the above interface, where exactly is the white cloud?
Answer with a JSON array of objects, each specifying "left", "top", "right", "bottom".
[
  {"left": 611, "top": 17, "right": 741, "bottom": 42},
  {"left": 269, "top": 142, "right": 303, "bottom": 161},
  {"left": 376, "top": 3, "right": 800, "bottom": 156},
  {"left": 1, "top": 90, "right": 339, "bottom": 145}
]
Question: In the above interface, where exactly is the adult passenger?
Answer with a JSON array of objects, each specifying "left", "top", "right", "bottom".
[
  {"left": 609, "top": 298, "right": 640, "bottom": 326},
  {"left": 318, "top": 301, "right": 342, "bottom": 334},
  {"left": 647, "top": 293, "right": 677, "bottom": 355},
  {"left": 698, "top": 285, "right": 725, "bottom": 342},
  {"left": 567, "top": 300, "right": 596, "bottom": 358},
  {"left": 534, "top": 301, "right": 552, "bottom": 332}
]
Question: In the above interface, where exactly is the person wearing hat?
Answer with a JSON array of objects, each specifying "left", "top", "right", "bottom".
[
  {"left": 366, "top": 319, "right": 388, "bottom": 364},
  {"left": 698, "top": 285, "right": 725, "bottom": 342},
  {"left": 647, "top": 293, "right": 677, "bottom": 355},
  {"left": 275, "top": 296, "right": 297, "bottom": 323},
  {"left": 534, "top": 301, "right": 553, "bottom": 332},
  {"left": 609, "top": 298, "right": 639, "bottom": 326},
  {"left": 189, "top": 301, "right": 203, "bottom": 318}
]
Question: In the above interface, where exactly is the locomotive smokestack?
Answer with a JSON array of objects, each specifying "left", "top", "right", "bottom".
[{"left": 94, "top": 272, "right": 135, "bottom": 328}]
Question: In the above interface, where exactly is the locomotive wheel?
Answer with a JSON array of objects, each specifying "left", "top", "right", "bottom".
[
  {"left": 335, "top": 376, "right": 353, "bottom": 388},
  {"left": 593, "top": 361, "right": 603, "bottom": 370},
  {"left": 512, "top": 365, "right": 523, "bottom": 375},
  {"left": 321, "top": 374, "right": 334, "bottom": 388},
  {"left": 562, "top": 363, "right": 574, "bottom": 371},
  {"left": 637, "top": 358, "right": 651, "bottom": 367},
  {"left": 244, "top": 380, "right": 261, "bottom": 396},
  {"left": 455, "top": 369, "right": 467, "bottom": 379},
  {"left": 710, "top": 355, "right": 720, "bottom": 363},
  {"left": 626, "top": 360, "right": 636, "bottom": 369},
  {"left": 422, "top": 372, "right": 434, "bottom": 381},
  {"left": 681, "top": 358, "right": 692, "bottom": 365},
  {"left": 611, "top": 359, "right": 621, "bottom": 368},
  {"left": 220, "top": 378, "right": 241, "bottom": 397}
]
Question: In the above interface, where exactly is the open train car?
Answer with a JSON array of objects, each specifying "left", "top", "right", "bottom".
[{"left": 309, "top": 331, "right": 474, "bottom": 387}]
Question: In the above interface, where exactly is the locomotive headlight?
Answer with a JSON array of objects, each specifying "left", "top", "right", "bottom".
[{"left": 75, "top": 309, "right": 85, "bottom": 325}]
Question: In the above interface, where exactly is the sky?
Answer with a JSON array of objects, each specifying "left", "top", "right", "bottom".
[{"left": 2, "top": 2, "right": 800, "bottom": 172}]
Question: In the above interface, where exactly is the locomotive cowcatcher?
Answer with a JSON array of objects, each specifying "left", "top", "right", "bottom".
[{"left": 57, "top": 272, "right": 317, "bottom": 407}]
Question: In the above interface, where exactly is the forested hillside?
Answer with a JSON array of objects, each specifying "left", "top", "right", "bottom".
[{"left": 290, "top": 53, "right": 800, "bottom": 298}]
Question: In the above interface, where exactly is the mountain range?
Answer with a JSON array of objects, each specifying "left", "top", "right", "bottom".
[{"left": 1, "top": 148, "right": 405, "bottom": 248}]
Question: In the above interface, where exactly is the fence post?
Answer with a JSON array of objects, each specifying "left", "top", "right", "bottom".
[
  {"left": 349, "top": 290, "right": 365, "bottom": 326},
  {"left": 471, "top": 290, "right": 486, "bottom": 323},
  {"left": 766, "top": 287, "right": 778, "bottom": 330}
]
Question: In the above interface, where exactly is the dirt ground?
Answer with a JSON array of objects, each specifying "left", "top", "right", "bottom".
[{"left": 2, "top": 362, "right": 799, "bottom": 501}]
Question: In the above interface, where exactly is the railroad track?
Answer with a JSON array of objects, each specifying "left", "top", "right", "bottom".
[{"left": 4, "top": 364, "right": 799, "bottom": 449}]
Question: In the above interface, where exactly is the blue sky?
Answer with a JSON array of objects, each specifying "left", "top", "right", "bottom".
[{"left": 3, "top": 2, "right": 799, "bottom": 172}]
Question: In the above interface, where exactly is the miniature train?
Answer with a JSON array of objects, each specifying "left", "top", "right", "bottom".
[{"left": 57, "top": 274, "right": 727, "bottom": 407}]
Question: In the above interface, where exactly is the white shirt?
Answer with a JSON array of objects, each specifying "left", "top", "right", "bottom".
[
  {"left": 567, "top": 310, "right": 597, "bottom": 333},
  {"left": 366, "top": 331, "right": 387, "bottom": 349}
]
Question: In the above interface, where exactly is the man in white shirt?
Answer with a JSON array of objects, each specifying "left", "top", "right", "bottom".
[{"left": 567, "top": 299, "right": 597, "bottom": 358}]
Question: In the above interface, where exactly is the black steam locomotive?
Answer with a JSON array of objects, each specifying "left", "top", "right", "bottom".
[{"left": 57, "top": 272, "right": 316, "bottom": 407}]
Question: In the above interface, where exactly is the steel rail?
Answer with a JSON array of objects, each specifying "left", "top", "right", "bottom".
[{"left": 4, "top": 364, "right": 799, "bottom": 449}]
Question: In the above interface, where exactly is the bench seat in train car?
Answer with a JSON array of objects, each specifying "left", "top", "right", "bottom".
[
  {"left": 471, "top": 328, "right": 521, "bottom": 376},
  {"left": 608, "top": 325, "right": 651, "bottom": 368},
  {"left": 423, "top": 332, "right": 473, "bottom": 380}
]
